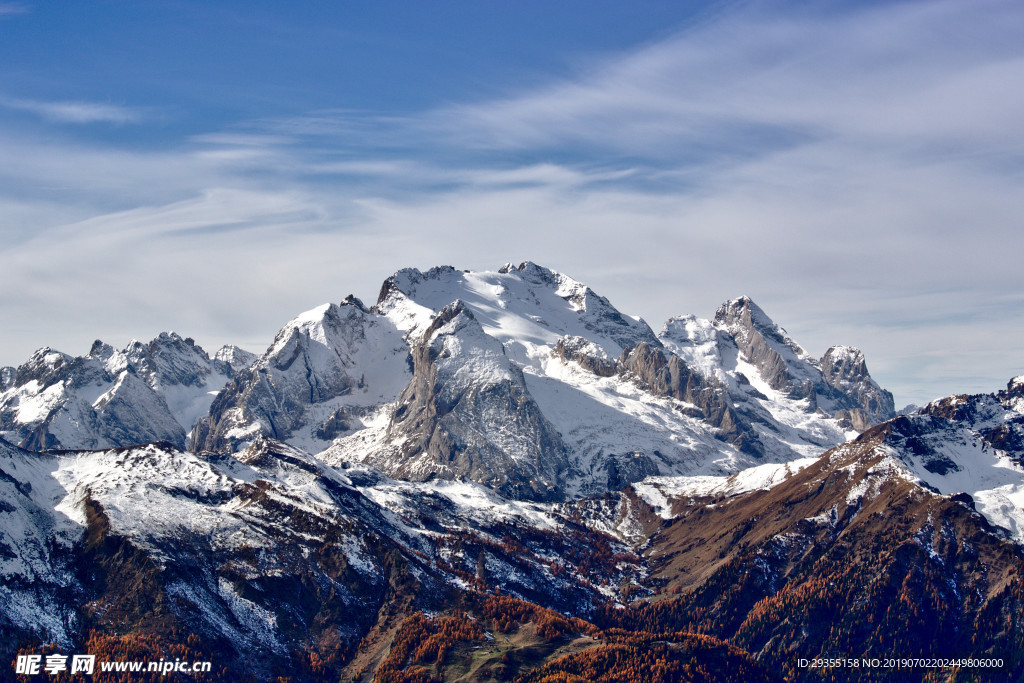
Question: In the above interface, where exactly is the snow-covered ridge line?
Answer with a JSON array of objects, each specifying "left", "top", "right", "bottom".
[
  {"left": 0, "top": 333, "right": 256, "bottom": 452},
  {"left": 6, "top": 261, "right": 902, "bottom": 502},
  {"left": 632, "top": 457, "right": 820, "bottom": 519}
]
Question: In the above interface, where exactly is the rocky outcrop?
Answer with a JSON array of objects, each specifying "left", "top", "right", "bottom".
[
  {"left": 552, "top": 335, "right": 616, "bottom": 377},
  {"left": 0, "top": 366, "right": 13, "bottom": 391},
  {"left": 708, "top": 297, "right": 894, "bottom": 431},
  {"left": 617, "top": 342, "right": 763, "bottom": 457},
  {"left": 714, "top": 297, "right": 797, "bottom": 394},
  {"left": 820, "top": 345, "right": 895, "bottom": 427},
  {"left": 378, "top": 301, "right": 570, "bottom": 501}
]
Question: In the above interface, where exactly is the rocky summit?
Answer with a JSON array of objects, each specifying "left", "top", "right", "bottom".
[{"left": 1, "top": 262, "right": 1021, "bottom": 682}]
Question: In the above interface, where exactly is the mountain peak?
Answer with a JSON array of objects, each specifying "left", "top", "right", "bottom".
[
  {"left": 513, "top": 259, "right": 559, "bottom": 283},
  {"left": 88, "top": 339, "right": 115, "bottom": 360},
  {"left": 341, "top": 293, "right": 369, "bottom": 312},
  {"left": 821, "top": 345, "right": 868, "bottom": 379},
  {"left": 423, "top": 299, "right": 475, "bottom": 341},
  {"left": 213, "top": 345, "right": 258, "bottom": 374},
  {"left": 376, "top": 265, "right": 460, "bottom": 307},
  {"left": 14, "top": 347, "right": 73, "bottom": 387},
  {"left": 713, "top": 296, "right": 793, "bottom": 348}
]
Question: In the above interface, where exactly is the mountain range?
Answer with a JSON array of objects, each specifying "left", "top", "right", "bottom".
[{"left": 1, "top": 262, "right": 1020, "bottom": 682}]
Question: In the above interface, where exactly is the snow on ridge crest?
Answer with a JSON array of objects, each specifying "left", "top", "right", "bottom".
[
  {"left": 0, "top": 332, "right": 255, "bottom": 451},
  {"left": 632, "top": 457, "right": 820, "bottom": 519}
]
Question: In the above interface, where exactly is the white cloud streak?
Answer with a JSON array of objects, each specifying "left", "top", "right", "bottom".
[
  {"left": 1, "top": 0, "right": 1022, "bottom": 407},
  {"left": 0, "top": 3, "right": 29, "bottom": 16},
  {"left": 1, "top": 97, "right": 142, "bottom": 124}
]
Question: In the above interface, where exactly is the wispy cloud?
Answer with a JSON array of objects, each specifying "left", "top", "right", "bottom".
[
  {"left": 1, "top": 97, "right": 142, "bottom": 124},
  {"left": 1, "top": 1, "right": 1022, "bottom": 406},
  {"left": 419, "top": 1, "right": 1024, "bottom": 165},
  {"left": 0, "top": 2, "right": 29, "bottom": 16}
]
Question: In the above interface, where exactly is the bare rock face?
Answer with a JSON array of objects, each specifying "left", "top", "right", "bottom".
[
  {"left": 617, "top": 342, "right": 763, "bottom": 457},
  {"left": 714, "top": 297, "right": 796, "bottom": 393},
  {"left": 820, "top": 345, "right": 895, "bottom": 426},
  {"left": 708, "top": 297, "right": 894, "bottom": 431},
  {"left": 1, "top": 366, "right": 17, "bottom": 392},
  {"left": 378, "top": 301, "right": 569, "bottom": 501},
  {"left": 552, "top": 336, "right": 616, "bottom": 377}
]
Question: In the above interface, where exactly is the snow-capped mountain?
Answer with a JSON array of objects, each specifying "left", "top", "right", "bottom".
[
  {"left": 0, "top": 334, "right": 255, "bottom": 451},
  {"left": 191, "top": 296, "right": 410, "bottom": 455},
  {"left": 0, "top": 434, "right": 639, "bottom": 677},
  {"left": 622, "top": 375, "right": 1024, "bottom": 543},
  {"left": 661, "top": 296, "right": 894, "bottom": 438},
  {"left": 581, "top": 377, "right": 1024, "bottom": 678},
  {"left": 195, "top": 263, "right": 892, "bottom": 499},
  {"left": 3, "top": 376, "right": 1023, "bottom": 680},
  {"left": 1, "top": 262, "right": 1023, "bottom": 682}
]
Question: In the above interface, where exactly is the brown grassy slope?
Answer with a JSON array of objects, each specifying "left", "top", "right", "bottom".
[{"left": 598, "top": 425, "right": 1024, "bottom": 682}]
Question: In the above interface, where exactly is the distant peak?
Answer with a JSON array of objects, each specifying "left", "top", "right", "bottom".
[
  {"left": 147, "top": 331, "right": 207, "bottom": 355},
  {"left": 513, "top": 260, "right": 559, "bottom": 284},
  {"left": 822, "top": 345, "right": 865, "bottom": 363},
  {"left": 821, "top": 345, "right": 869, "bottom": 381},
  {"left": 715, "top": 295, "right": 757, "bottom": 318},
  {"left": 424, "top": 299, "right": 475, "bottom": 340},
  {"left": 214, "top": 345, "right": 257, "bottom": 372},
  {"left": 714, "top": 296, "right": 780, "bottom": 339},
  {"left": 1007, "top": 375, "right": 1024, "bottom": 401},
  {"left": 376, "top": 265, "right": 459, "bottom": 306},
  {"left": 341, "top": 294, "right": 368, "bottom": 312},
  {"left": 88, "top": 339, "right": 115, "bottom": 360},
  {"left": 29, "top": 347, "right": 69, "bottom": 364}
]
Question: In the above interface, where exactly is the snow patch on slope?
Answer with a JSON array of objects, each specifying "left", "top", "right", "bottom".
[{"left": 632, "top": 457, "right": 819, "bottom": 519}]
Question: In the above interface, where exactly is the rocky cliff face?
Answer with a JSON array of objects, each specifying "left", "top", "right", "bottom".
[
  {"left": 713, "top": 296, "right": 801, "bottom": 394},
  {"left": 662, "top": 296, "right": 895, "bottom": 441},
  {"left": 374, "top": 301, "right": 570, "bottom": 501},
  {"left": 616, "top": 342, "right": 762, "bottom": 457},
  {"left": 0, "top": 366, "right": 15, "bottom": 392},
  {"left": 821, "top": 345, "right": 896, "bottom": 429}
]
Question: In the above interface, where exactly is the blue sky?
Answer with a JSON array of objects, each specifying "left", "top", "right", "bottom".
[{"left": 1, "top": 0, "right": 1022, "bottom": 406}]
